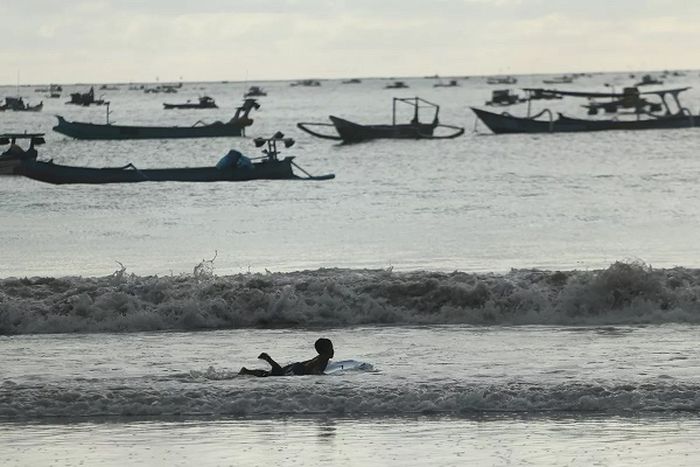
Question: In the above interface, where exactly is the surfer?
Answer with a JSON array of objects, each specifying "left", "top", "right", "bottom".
[{"left": 239, "top": 338, "right": 334, "bottom": 377}]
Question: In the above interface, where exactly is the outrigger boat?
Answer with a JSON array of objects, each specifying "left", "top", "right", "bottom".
[
  {"left": 0, "top": 97, "right": 43, "bottom": 112},
  {"left": 485, "top": 90, "right": 525, "bottom": 107},
  {"left": 15, "top": 132, "right": 334, "bottom": 185},
  {"left": 0, "top": 133, "right": 45, "bottom": 175},
  {"left": 66, "top": 87, "right": 108, "bottom": 106},
  {"left": 472, "top": 87, "right": 700, "bottom": 134},
  {"left": 486, "top": 76, "right": 517, "bottom": 85},
  {"left": 244, "top": 86, "right": 267, "bottom": 97},
  {"left": 297, "top": 97, "right": 465, "bottom": 143},
  {"left": 163, "top": 96, "right": 218, "bottom": 109},
  {"left": 53, "top": 99, "right": 260, "bottom": 140}
]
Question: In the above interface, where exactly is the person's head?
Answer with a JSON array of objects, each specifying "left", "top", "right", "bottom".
[{"left": 315, "top": 338, "right": 334, "bottom": 358}]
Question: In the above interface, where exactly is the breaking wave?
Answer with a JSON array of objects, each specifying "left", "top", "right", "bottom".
[
  {"left": 2, "top": 376, "right": 700, "bottom": 420},
  {"left": 3, "top": 261, "right": 700, "bottom": 335}
]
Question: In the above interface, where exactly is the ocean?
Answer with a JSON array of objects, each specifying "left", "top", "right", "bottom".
[{"left": 2, "top": 73, "right": 700, "bottom": 466}]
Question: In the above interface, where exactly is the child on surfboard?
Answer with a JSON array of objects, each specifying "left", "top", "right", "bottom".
[{"left": 239, "top": 338, "right": 334, "bottom": 377}]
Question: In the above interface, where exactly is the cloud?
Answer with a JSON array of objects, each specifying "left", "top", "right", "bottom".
[{"left": 1, "top": 0, "right": 700, "bottom": 84}]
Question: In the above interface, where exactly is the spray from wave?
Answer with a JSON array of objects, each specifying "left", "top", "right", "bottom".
[{"left": 2, "top": 260, "right": 700, "bottom": 335}]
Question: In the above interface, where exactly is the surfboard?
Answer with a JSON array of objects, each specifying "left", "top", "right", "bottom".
[{"left": 324, "top": 359, "right": 373, "bottom": 374}]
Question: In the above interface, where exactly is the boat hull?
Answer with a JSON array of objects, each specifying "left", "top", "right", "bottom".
[
  {"left": 53, "top": 116, "right": 250, "bottom": 140},
  {"left": 329, "top": 116, "right": 436, "bottom": 143},
  {"left": 16, "top": 157, "right": 314, "bottom": 185},
  {"left": 471, "top": 107, "right": 700, "bottom": 134}
]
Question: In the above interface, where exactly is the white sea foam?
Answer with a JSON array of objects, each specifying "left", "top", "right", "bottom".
[
  {"left": 2, "top": 377, "right": 699, "bottom": 420},
  {"left": 3, "top": 261, "right": 700, "bottom": 334}
]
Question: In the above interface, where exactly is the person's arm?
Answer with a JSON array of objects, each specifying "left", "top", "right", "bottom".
[{"left": 258, "top": 352, "right": 283, "bottom": 373}]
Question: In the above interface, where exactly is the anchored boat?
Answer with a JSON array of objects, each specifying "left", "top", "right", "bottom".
[
  {"left": 53, "top": 99, "right": 260, "bottom": 140},
  {"left": 16, "top": 132, "right": 334, "bottom": 185},
  {"left": 472, "top": 87, "right": 700, "bottom": 134},
  {"left": 297, "top": 97, "right": 465, "bottom": 143},
  {"left": 0, "top": 133, "right": 45, "bottom": 175},
  {"left": 0, "top": 97, "right": 43, "bottom": 112},
  {"left": 163, "top": 96, "right": 218, "bottom": 109}
]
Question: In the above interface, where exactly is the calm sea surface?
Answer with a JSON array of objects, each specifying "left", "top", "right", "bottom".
[{"left": 2, "top": 73, "right": 700, "bottom": 465}]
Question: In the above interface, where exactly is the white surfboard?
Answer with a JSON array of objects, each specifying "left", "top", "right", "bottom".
[{"left": 324, "top": 359, "right": 373, "bottom": 374}]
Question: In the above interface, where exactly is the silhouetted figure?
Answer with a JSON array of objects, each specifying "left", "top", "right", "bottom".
[{"left": 239, "top": 338, "right": 334, "bottom": 377}]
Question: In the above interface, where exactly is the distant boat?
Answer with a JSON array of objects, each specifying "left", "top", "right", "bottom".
[
  {"left": 99, "top": 84, "right": 120, "bottom": 91},
  {"left": 15, "top": 133, "right": 334, "bottom": 184},
  {"left": 384, "top": 81, "right": 409, "bottom": 89},
  {"left": 290, "top": 79, "right": 321, "bottom": 87},
  {"left": 0, "top": 133, "right": 45, "bottom": 175},
  {"left": 472, "top": 87, "right": 699, "bottom": 134},
  {"left": 163, "top": 96, "right": 218, "bottom": 109},
  {"left": 54, "top": 99, "right": 260, "bottom": 140},
  {"left": 635, "top": 74, "right": 664, "bottom": 86},
  {"left": 433, "top": 79, "right": 459, "bottom": 88},
  {"left": 244, "top": 86, "right": 267, "bottom": 97},
  {"left": 66, "top": 87, "right": 107, "bottom": 106},
  {"left": 485, "top": 89, "right": 525, "bottom": 106},
  {"left": 297, "top": 97, "right": 464, "bottom": 143},
  {"left": 542, "top": 75, "right": 575, "bottom": 84},
  {"left": 341, "top": 78, "right": 362, "bottom": 84},
  {"left": 486, "top": 76, "right": 517, "bottom": 85},
  {"left": 0, "top": 96, "right": 43, "bottom": 112}
]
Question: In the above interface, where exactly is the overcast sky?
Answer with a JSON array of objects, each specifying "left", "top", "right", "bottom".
[{"left": 2, "top": 0, "right": 699, "bottom": 84}]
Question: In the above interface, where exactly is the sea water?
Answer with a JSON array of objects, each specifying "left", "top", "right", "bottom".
[{"left": 2, "top": 73, "right": 700, "bottom": 465}]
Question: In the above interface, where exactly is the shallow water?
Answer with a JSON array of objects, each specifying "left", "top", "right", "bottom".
[{"left": 3, "top": 73, "right": 700, "bottom": 465}]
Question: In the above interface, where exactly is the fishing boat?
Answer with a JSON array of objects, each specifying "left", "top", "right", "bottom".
[
  {"left": 0, "top": 133, "right": 45, "bottom": 175},
  {"left": 290, "top": 80, "right": 321, "bottom": 87},
  {"left": 433, "top": 80, "right": 459, "bottom": 88},
  {"left": 15, "top": 132, "right": 334, "bottom": 185},
  {"left": 244, "top": 86, "right": 267, "bottom": 97},
  {"left": 53, "top": 99, "right": 260, "bottom": 140},
  {"left": 341, "top": 79, "right": 362, "bottom": 84},
  {"left": 636, "top": 74, "right": 664, "bottom": 86},
  {"left": 384, "top": 81, "right": 409, "bottom": 89},
  {"left": 485, "top": 90, "right": 525, "bottom": 107},
  {"left": 472, "top": 87, "right": 700, "bottom": 134},
  {"left": 0, "top": 97, "right": 43, "bottom": 112},
  {"left": 542, "top": 75, "right": 575, "bottom": 84},
  {"left": 66, "top": 87, "right": 108, "bottom": 106},
  {"left": 163, "top": 96, "right": 218, "bottom": 109},
  {"left": 486, "top": 76, "right": 517, "bottom": 85},
  {"left": 297, "top": 97, "right": 465, "bottom": 143}
]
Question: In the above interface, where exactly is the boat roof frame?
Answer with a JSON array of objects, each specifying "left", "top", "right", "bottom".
[
  {"left": 392, "top": 97, "right": 440, "bottom": 125},
  {"left": 522, "top": 87, "right": 691, "bottom": 99}
]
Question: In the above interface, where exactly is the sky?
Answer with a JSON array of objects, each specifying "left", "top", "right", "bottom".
[{"left": 2, "top": 0, "right": 700, "bottom": 85}]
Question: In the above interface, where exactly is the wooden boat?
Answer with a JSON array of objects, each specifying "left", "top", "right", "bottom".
[
  {"left": 66, "top": 87, "right": 107, "bottom": 106},
  {"left": 636, "top": 74, "right": 663, "bottom": 86},
  {"left": 0, "top": 97, "right": 43, "bottom": 111},
  {"left": 486, "top": 76, "right": 517, "bottom": 85},
  {"left": 385, "top": 81, "right": 409, "bottom": 89},
  {"left": 16, "top": 132, "right": 334, "bottom": 184},
  {"left": 163, "top": 96, "right": 218, "bottom": 109},
  {"left": 244, "top": 86, "right": 267, "bottom": 97},
  {"left": 472, "top": 87, "right": 700, "bottom": 134},
  {"left": 0, "top": 133, "right": 45, "bottom": 175},
  {"left": 485, "top": 89, "right": 525, "bottom": 107},
  {"left": 341, "top": 79, "right": 362, "bottom": 84},
  {"left": 290, "top": 80, "right": 321, "bottom": 87},
  {"left": 542, "top": 75, "right": 575, "bottom": 84},
  {"left": 433, "top": 79, "right": 459, "bottom": 88},
  {"left": 53, "top": 99, "right": 260, "bottom": 140},
  {"left": 297, "top": 97, "right": 465, "bottom": 143}
]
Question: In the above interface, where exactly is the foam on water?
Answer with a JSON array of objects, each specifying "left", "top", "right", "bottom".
[
  {"left": 2, "top": 261, "right": 700, "bottom": 334},
  {"left": 2, "top": 375, "right": 699, "bottom": 420}
]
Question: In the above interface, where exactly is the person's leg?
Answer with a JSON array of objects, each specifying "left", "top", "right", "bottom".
[
  {"left": 239, "top": 367, "right": 270, "bottom": 377},
  {"left": 258, "top": 353, "right": 283, "bottom": 373}
]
